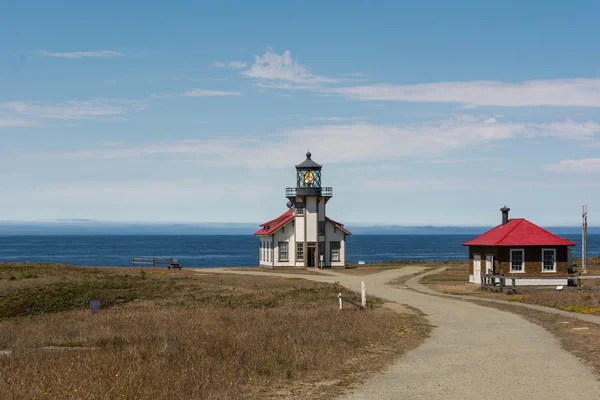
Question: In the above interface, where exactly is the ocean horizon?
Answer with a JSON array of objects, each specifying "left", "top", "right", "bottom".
[{"left": 1, "top": 234, "right": 598, "bottom": 268}]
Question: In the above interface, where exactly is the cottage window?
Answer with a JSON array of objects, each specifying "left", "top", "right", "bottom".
[
  {"left": 542, "top": 249, "right": 556, "bottom": 272},
  {"left": 297, "top": 242, "right": 304, "bottom": 261},
  {"left": 279, "top": 242, "right": 288, "bottom": 261},
  {"left": 330, "top": 241, "right": 341, "bottom": 262},
  {"left": 318, "top": 221, "right": 325, "bottom": 236},
  {"left": 296, "top": 203, "right": 305, "bottom": 216},
  {"left": 510, "top": 249, "right": 524, "bottom": 273}
]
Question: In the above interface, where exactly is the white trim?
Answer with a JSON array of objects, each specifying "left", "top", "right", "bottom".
[
  {"left": 541, "top": 248, "right": 557, "bottom": 273},
  {"left": 510, "top": 248, "right": 525, "bottom": 273}
]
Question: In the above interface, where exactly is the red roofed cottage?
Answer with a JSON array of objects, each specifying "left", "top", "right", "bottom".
[
  {"left": 462, "top": 206, "right": 575, "bottom": 285},
  {"left": 254, "top": 152, "right": 351, "bottom": 268}
]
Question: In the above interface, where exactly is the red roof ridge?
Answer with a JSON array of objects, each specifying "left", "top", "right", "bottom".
[
  {"left": 494, "top": 218, "right": 524, "bottom": 245},
  {"left": 254, "top": 208, "right": 295, "bottom": 236}
]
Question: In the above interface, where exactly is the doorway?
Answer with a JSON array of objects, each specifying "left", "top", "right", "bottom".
[
  {"left": 473, "top": 254, "right": 481, "bottom": 284},
  {"left": 307, "top": 245, "right": 316, "bottom": 267},
  {"left": 486, "top": 255, "right": 494, "bottom": 274}
]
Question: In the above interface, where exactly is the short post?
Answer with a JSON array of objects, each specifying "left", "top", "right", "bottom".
[
  {"left": 152, "top": 257, "right": 156, "bottom": 268},
  {"left": 361, "top": 281, "right": 367, "bottom": 308},
  {"left": 90, "top": 300, "right": 100, "bottom": 315},
  {"left": 338, "top": 292, "right": 343, "bottom": 310},
  {"left": 131, "top": 257, "right": 134, "bottom": 268}
]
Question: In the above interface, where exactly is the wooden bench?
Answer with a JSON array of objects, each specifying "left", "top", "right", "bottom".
[{"left": 131, "top": 257, "right": 181, "bottom": 269}]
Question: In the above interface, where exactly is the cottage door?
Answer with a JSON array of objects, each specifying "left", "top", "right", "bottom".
[
  {"left": 473, "top": 255, "right": 482, "bottom": 284},
  {"left": 486, "top": 255, "right": 494, "bottom": 274}
]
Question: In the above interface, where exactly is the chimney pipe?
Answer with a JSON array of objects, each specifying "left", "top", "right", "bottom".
[{"left": 501, "top": 205, "right": 510, "bottom": 225}]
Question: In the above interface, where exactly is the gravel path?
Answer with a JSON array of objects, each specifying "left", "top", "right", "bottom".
[{"left": 195, "top": 267, "right": 600, "bottom": 399}]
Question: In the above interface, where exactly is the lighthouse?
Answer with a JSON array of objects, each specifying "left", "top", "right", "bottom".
[{"left": 254, "top": 152, "right": 351, "bottom": 268}]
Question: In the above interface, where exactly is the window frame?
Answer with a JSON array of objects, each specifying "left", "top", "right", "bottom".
[
  {"left": 510, "top": 248, "right": 525, "bottom": 273},
  {"left": 296, "top": 242, "right": 304, "bottom": 261},
  {"left": 278, "top": 241, "right": 288, "bottom": 262},
  {"left": 318, "top": 221, "right": 325, "bottom": 236},
  {"left": 296, "top": 202, "right": 305, "bottom": 216},
  {"left": 330, "top": 241, "right": 341, "bottom": 262},
  {"left": 541, "top": 248, "right": 557, "bottom": 273}
]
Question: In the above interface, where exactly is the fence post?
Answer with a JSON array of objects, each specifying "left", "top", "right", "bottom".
[
  {"left": 361, "top": 281, "right": 367, "bottom": 308},
  {"left": 131, "top": 257, "right": 134, "bottom": 268},
  {"left": 338, "top": 292, "right": 343, "bottom": 310},
  {"left": 152, "top": 257, "right": 155, "bottom": 268}
]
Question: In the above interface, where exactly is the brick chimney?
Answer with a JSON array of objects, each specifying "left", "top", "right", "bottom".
[{"left": 501, "top": 205, "right": 510, "bottom": 225}]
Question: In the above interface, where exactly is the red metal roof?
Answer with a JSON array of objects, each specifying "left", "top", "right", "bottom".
[
  {"left": 253, "top": 208, "right": 295, "bottom": 236},
  {"left": 462, "top": 218, "right": 575, "bottom": 247}
]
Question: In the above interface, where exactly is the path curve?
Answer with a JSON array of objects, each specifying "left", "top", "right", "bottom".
[
  {"left": 194, "top": 268, "right": 600, "bottom": 399},
  {"left": 410, "top": 267, "right": 600, "bottom": 325}
]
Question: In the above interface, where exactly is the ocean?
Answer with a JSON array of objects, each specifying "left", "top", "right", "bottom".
[{"left": 0, "top": 234, "right": 598, "bottom": 267}]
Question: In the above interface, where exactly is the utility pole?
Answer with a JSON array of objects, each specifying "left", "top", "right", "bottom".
[{"left": 582, "top": 205, "right": 588, "bottom": 274}]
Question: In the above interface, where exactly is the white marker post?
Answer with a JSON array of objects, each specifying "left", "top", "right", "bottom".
[
  {"left": 361, "top": 281, "right": 367, "bottom": 308},
  {"left": 338, "top": 291, "right": 343, "bottom": 310}
]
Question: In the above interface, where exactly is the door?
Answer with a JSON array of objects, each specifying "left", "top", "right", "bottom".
[
  {"left": 473, "top": 255, "right": 481, "bottom": 284},
  {"left": 486, "top": 255, "right": 494, "bottom": 274},
  {"left": 307, "top": 245, "right": 316, "bottom": 267}
]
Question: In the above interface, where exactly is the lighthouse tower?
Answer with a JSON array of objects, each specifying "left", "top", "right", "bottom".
[{"left": 254, "top": 152, "right": 351, "bottom": 268}]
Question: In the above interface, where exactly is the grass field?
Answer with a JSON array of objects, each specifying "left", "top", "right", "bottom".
[{"left": 0, "top": 263, "right": 430, "bottom": 400}]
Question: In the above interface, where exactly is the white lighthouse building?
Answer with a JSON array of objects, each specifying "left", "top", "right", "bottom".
[{"left": 254, "top": 152, "right": 351, "bottom": 268}]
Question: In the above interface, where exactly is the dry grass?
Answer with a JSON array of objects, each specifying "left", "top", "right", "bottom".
[
  {"left": 0, "top": 263, "right": 431, "bottom": 400},
  {"left": 418, "top": 262, "right": 468, "bottom": 283},
  {"left": 231, "top": 267, "right": 327, "bottom": 275}
]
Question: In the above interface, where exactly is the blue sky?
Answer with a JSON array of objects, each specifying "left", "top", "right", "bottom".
[{"left": 1, "top": 0, "right": 599, "bottom": 227}]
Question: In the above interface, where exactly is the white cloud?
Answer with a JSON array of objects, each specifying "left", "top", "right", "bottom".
[
  {"left": 524, "top": 119, "right": 600, "bottom": 139},
  {"left": 183, "top": 89, "right": 242, "bottom": 97},
  {"left": 0, "top": 99, "right": 143, "bottom": 123},
  {"left": 290, "top": 115, "right": 369, "bottom": 122},
  {"left": 0, "top": 118, "right": 38, "bottom": 128},
  {"left": 33, "top": 50, "right": 126, "bottom": 59},
  {"left": 213, "top": 61, "right": 247, "bottom": 69},
  {"left": 241, "top": 49, "right": 337, "bottom": 87},
  {"left": 331, "top": 79, "right": 600, "bottom": 107},
  {"left": 59, "top": 115, "right": 599, "bottom": 168},
  {"left": 544, "top": 158, "right": 600, "bottom": 173}
]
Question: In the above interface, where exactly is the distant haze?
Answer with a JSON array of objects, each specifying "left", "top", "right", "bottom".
[{"left": 0, "top": 221, "right": 597, "bottom": 236}]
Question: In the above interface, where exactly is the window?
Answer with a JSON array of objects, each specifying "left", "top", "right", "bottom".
[
  {"left": 510, "top": 249, "right": 524, "bottom": 273},
  {"left": 297, "top": 242, "right": 304, "bottom": 261},
  {"left": 318, "top": 221, "right": 325, "bottom": 236},
  {"left": 542, "top": 249, "right": 556, "bottom": 272},
  {"left": 296, "top": 203, "right": 304, "bottom": 216},
  {"left": 267, "top": 242, "right": 271, "bottom": 262},
  {"left": 330, "top": 241, "right": 341, "bottom": 262},
  {"left": 279, "top": 242, "right": 288, "bottom": 261}
]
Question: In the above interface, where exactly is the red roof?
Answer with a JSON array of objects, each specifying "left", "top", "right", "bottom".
[
  {"left": 253, "top": 208, "right": 295, "bottom": 236},
  {"left": 462, "top": 218, "right": 575, "bottom": 247}
]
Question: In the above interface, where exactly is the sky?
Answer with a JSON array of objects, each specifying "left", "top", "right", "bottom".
[{"left": 1, "top": 0, "right": 599, "bottom": 227}]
